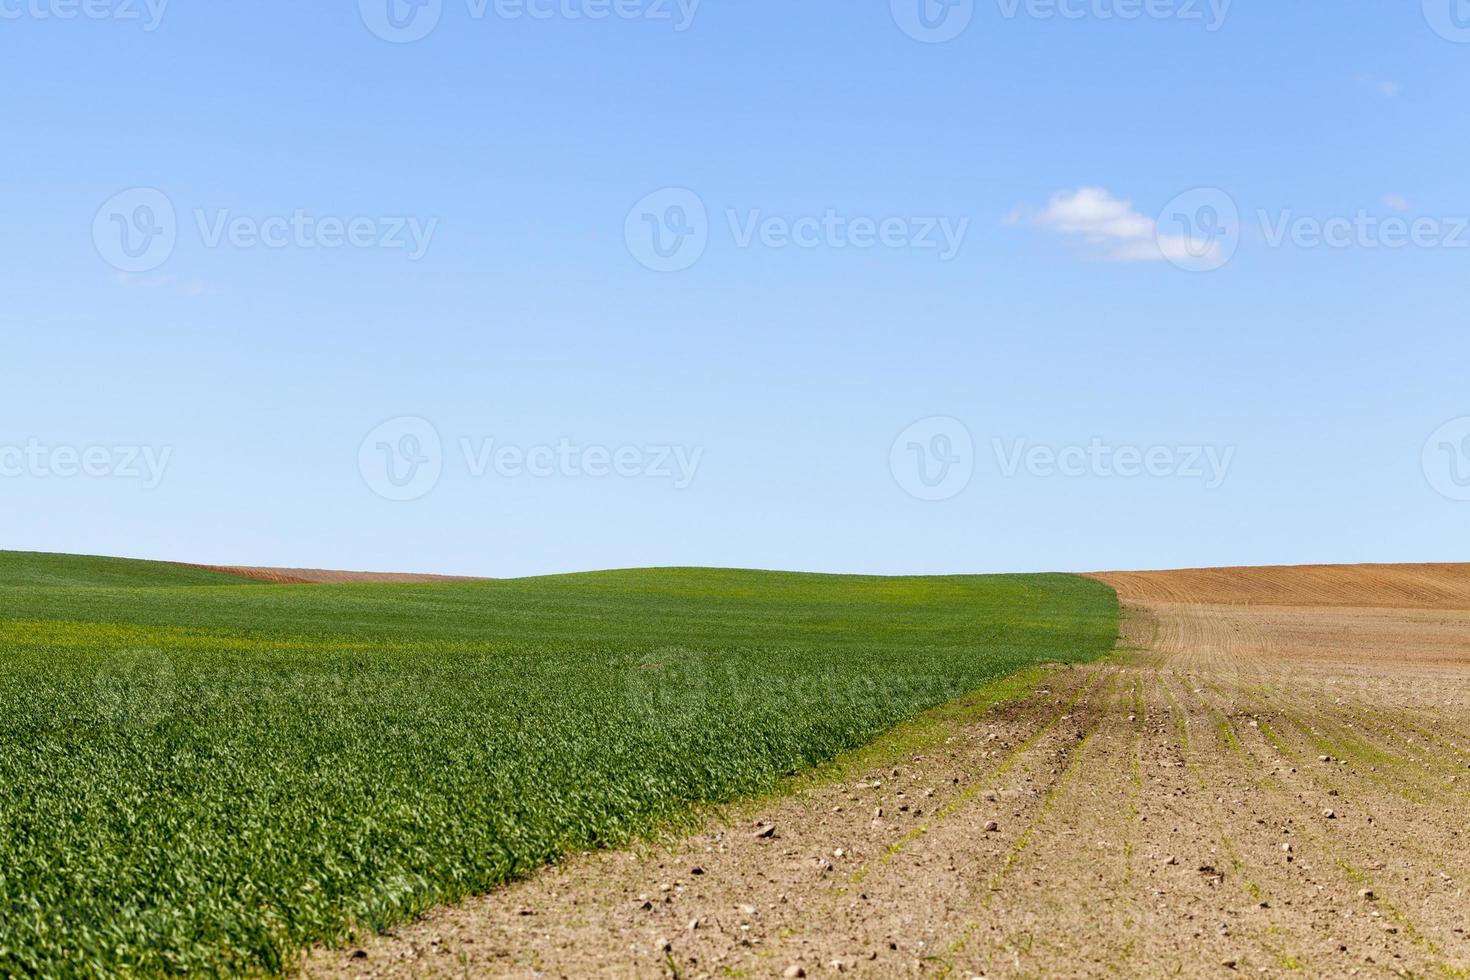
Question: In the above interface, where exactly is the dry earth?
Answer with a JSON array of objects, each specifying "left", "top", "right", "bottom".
[{"left": 302, "top": 565, "right": 1470, "bottom": 979}]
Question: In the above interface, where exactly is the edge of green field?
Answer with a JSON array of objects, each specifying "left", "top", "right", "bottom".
[
  {"left": 0, "top": 550, "right": 271, "bottom": 589},
  {"left": 0, "top": 551, "right": 1119, "bottom": 977}
]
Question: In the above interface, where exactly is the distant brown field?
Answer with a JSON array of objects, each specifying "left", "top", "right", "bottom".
[{"left": 1092, "top": 562, "right": 1470, "bottom": 609}]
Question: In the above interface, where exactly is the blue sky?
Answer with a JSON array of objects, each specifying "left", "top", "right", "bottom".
[{"left": 3, "top": 1, "right": 1468, "bottom": 577}]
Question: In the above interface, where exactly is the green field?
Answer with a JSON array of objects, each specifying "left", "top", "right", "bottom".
[{"left": 0, "top": 551, "right": 1118, "bottom": 976}]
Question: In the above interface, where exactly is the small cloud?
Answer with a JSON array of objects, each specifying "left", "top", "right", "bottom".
[
  {"left": 1355, "top": 73, "right": 1402, "bottom": 98},
  {"left": 1035, "top": 187, "right": 1154, "bottom": 242},
  {"left": 1382, "top": 193, "right": 1413, "bottom": 213},
  {"left": 1016, "top": 187, "right": 1211, "bottom": 264}
]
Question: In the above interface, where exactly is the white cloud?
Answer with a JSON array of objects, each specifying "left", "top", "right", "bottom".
[
  {"left": 1382, "top": 193, "right": 1413, "bottom": 213},
  {"left": 1035, "top": 187, "right": 1154, "bottom": 242},
  {"left": 1019, "top": 187, "right": 1212, "bottom": 264},
  {"left": 1355, "top": 73, "right": 1402, "bottom": 98}
]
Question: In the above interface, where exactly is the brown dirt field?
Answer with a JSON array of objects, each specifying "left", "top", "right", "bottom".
[
  {"left": 180, "top": 565, "right": 489, "bottom": 585},
  {"left": 1094, "top": 562, "right": 1470, "bottom": 609},
  {"left": 300, "top": 565, "right": 1470, "bottom": 979}
]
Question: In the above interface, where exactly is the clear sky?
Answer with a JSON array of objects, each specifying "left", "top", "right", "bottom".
[{"left": 4, "top": 1, "right": 1468, "bottom": 577}]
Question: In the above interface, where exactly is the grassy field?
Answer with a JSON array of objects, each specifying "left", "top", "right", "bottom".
[{"left": 0, "top": 551, "right": 1118, "bottom": 976}]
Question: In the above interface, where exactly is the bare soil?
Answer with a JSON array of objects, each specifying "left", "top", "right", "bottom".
[
  {"left": 301, "top": 564, "right": 1470, "bottom": 979},
  {"left": 1096, "top": 562, "right": 1470, "bottom": 609}
]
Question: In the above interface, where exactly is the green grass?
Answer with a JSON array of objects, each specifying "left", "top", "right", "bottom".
[
  {"left": 0, "top": 551, "right": 1118, "bottom": 977},
  {"left": 0, "top": 550, "right": 266, "bottom": 590}
]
